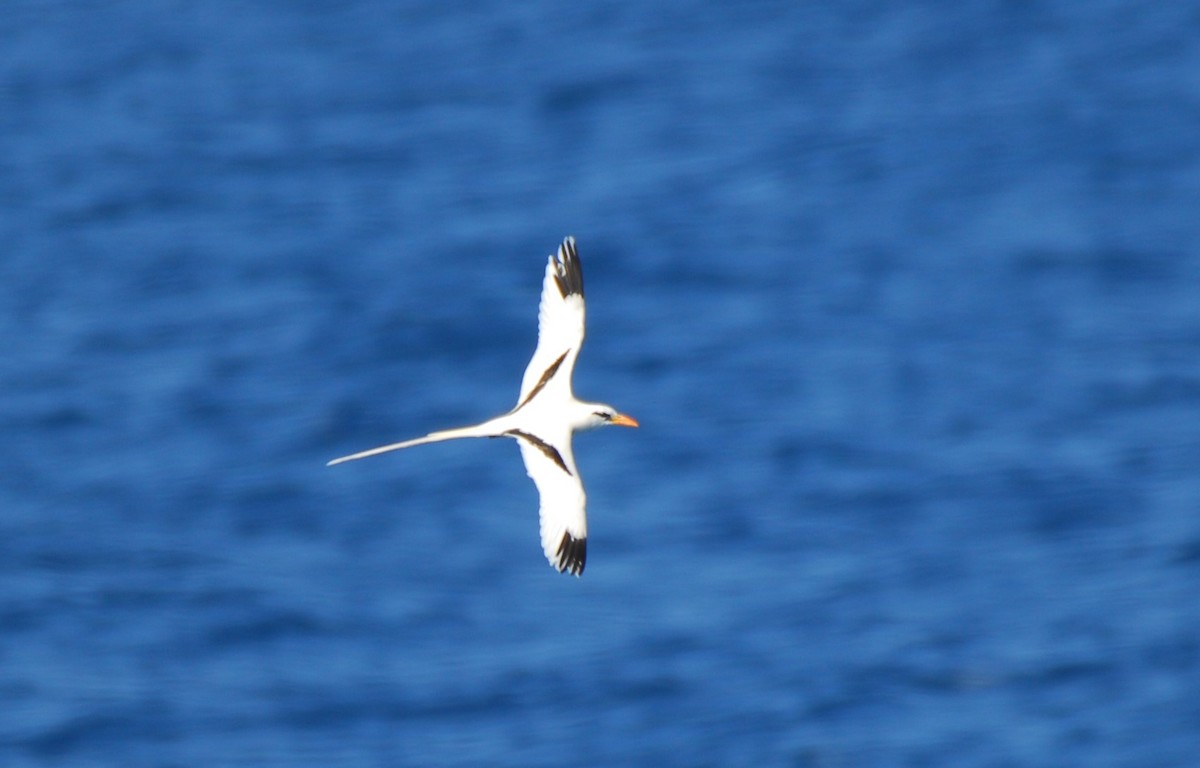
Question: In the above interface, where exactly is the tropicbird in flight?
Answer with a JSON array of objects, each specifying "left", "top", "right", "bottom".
[{"left": 327, "top": 236, "right": 638, "bottom": 576}]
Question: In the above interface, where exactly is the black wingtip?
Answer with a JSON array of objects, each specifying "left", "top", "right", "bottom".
[
  {"left": 551, "top": 236, "right": 584, "bottom": 299},
  {"left": 555, "top": 532, "right": 587, "bottom": 576}
]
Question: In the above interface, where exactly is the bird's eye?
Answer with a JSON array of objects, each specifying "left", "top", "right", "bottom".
[{"left": 595, "top": 411, "right": 612, "bottom": 420}]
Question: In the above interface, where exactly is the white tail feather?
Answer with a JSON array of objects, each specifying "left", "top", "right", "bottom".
[{"left": 326, "top": 420, "right": 503, "bottom": 466}]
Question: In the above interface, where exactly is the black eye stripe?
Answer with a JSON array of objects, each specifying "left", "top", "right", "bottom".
[{"left": 594, "top": 411, "right": 612, "bottom": 420}]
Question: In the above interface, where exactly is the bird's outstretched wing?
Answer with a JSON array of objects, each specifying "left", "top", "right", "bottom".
[
  {"left": 510, "top": 431, "right": 588, "bottom": 575},
  {"left": 516, "top": 237, "right": 586, "bottom": 409}
]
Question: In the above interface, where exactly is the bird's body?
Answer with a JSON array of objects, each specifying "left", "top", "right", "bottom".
[{"left": 327, "top": 237, "right": 637, "bottom": 576}]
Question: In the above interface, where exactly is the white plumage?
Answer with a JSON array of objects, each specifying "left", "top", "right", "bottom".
[{"left": 327, "top": 236, "right": 637, "bottom": 576}]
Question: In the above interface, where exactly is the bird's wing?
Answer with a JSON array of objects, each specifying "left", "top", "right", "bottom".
[
  {"left": 510, "top": 431, "right": 588, "bottom": 575},
  {"left": 516, "top": 236, "right": 586, "bottom": 409}
]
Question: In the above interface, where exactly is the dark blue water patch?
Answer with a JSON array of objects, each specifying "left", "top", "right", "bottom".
[
  {"left": 228, "top": 481, "right": 329, "bottom": 538},
  {"left": 202, "top": 608, "right": 331, "bottom": 649},
  {"left": 1015, "top": 244, "right": 1183, "bottom": 279},
  {"left": 20, "top": 705, "right": 182, "bottom": 762},
  {"left": 1173, "top": 538, "right": 1200, "bottom": 567},
  {"left": 1086, "top": 372, "right": 1200, "bottom": 414},
  {"left": 1003, "top": 467, "right": 1140, "bottom": 539},
  {"left": 538, "top": 71, "right": 647, "bottom": 117}
]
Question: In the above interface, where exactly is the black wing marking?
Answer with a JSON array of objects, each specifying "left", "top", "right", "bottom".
[
  {"left": 514, "top": 350, "right": 568, "bottom": 411},
  {"left": 555, "top": 531, "right": 587, "bottom": 576},
  {"left": 552, "top": 237, "right": 584, "bottom": 299},
  {"left": 506, "top": 429, "right": 572, "bottom": 476}
]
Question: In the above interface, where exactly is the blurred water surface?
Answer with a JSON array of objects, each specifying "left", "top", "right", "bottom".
[{"left": 2, "top": 2, "right": 1199, "bottom": 766}]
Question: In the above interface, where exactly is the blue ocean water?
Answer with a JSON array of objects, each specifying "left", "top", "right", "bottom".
[{"left": 3, "top": 1, "right": 1199, "bottom": 765}]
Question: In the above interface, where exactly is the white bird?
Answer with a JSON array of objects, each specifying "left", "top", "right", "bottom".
[{"left": 327, "top": 236, "right": 638, "bottom": 576}]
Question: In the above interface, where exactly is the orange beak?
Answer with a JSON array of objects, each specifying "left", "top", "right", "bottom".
[{"left": 610, "top": 413, "right": 639, "bottom": 428}]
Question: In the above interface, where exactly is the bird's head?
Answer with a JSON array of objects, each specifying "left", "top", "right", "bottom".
[{"left": 583, "top": 404, "right": 639, "bottom": 431}]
